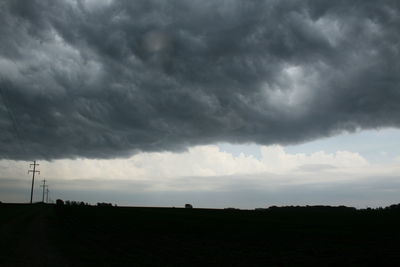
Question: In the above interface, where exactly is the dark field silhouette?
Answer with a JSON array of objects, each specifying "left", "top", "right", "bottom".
[{"left": 1, "top": 203, "right": 400, "bottom": 266}]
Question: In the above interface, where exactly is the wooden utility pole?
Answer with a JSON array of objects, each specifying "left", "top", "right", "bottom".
[
  {"left": 28, "top": 161, "right": 40, "bottom": 204},
  {"left": 46, "top": 188, "right": 49, "bottom": 203},
  {"left": 40, "top": 179, "right": 47, "bottom": 203}
]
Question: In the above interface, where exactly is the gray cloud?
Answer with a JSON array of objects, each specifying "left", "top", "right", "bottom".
[
  {"left": 297, "top": 164, "right": 336, "bottom": 172},
  {"left": 0, "top": 0, "right": 399, "bottom": 160}
]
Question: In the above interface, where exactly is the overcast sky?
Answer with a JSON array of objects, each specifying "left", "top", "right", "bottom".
[{"left": 1, "top": 0, "right": 399, "bottom": 208}]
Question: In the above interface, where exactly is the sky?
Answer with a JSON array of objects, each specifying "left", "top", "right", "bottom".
[{"left": 0, "top": 0, "right": 400, "bottom": 208}]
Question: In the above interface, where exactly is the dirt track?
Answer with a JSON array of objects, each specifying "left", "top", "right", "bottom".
[{"left": 0, "top": 204, "right": 69, "bottom": 267}]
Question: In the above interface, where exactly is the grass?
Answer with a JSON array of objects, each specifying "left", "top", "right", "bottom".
[{"left": 1, "top": 203, "right": 400, "bottom": 266}]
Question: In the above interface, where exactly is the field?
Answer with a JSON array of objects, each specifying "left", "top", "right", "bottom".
[{"left": 1, "top": 203, "right": 400, "bottom": 266}]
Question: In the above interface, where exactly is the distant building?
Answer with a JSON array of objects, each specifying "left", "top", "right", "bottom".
[
  {"left": 97, "top": 202, "right": 113, "bottom": 207},
  {"left": 185, "top": 204, "right": 193, "bottom": 209},
  {"left": 56, "top": 199, "right": 64, "bottom": 206}
]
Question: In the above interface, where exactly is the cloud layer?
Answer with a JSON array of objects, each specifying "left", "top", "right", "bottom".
[
  {"left": 1, "top": 145, "right": 399, "bottom": 207},
  {"left": 1, "top": 0, "right": 399, "bottom": 159},
  {"left": 0, "top": 145, "right": 377, "bottom": 183}
]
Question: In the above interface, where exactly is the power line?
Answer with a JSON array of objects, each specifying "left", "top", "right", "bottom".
[
  {"left": 0, "top": 78, "right": 50, "bottom": 206},
  {"left": 0, "top": 80, "right": 41, "bottom": 204},
  {"left": 0, "top": 80, "right": 27, "bottom": 156},
  {"left": 28, "top": 161, "right": 40, "bottom": 204}
]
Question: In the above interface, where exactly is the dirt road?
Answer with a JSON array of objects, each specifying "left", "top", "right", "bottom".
[{"left": 0, "top": 204, "right": 69, "bottom": 267}]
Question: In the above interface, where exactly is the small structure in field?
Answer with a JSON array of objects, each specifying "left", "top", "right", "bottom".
[{"left": 56, "top": 199, "right": 64, "bottom": 206}]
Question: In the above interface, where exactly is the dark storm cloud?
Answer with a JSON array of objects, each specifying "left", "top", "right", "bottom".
[{"left": 0, "top": 0, "right": 399, "bottom": 160}]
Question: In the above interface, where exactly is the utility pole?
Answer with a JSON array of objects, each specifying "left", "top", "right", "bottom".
[
  {"left": 46, "top": 188, "right": 49, "bottom": 203},
  {"left": 40, "top": 179, "right": 48, "bottom": 203},
  {"left": 28, "top": 161, "right": 40, "bottom": 204}
]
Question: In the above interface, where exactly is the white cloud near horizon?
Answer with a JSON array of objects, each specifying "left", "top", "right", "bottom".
[
  {"left": 1, "top": 142, "right": 400, "bottom": 207},
  {"left": 1, "top": 144, "right": 398, "bottom": 182}
]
